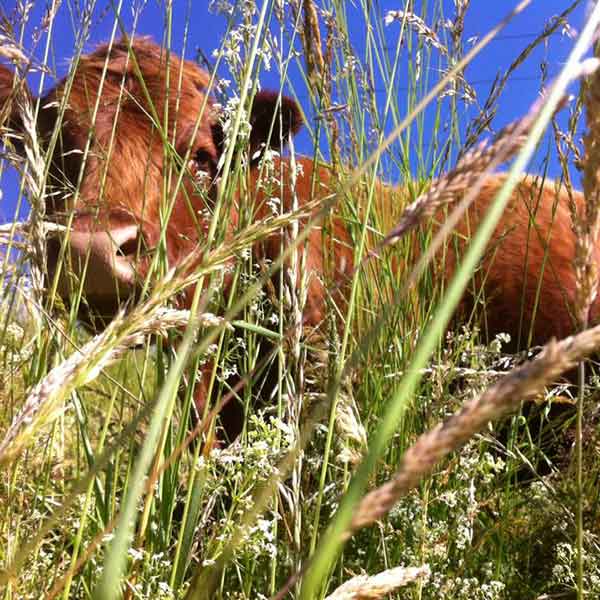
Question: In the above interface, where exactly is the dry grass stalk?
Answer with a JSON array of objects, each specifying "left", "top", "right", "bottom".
[
  {"left": 0, "top": 30, "right": 47, "bottom": 296},
  {"left": 0, "top": 35, "right": 27, "bottom": 64},
  {"left": 294, "top": 0, "right": 341, "bottom": 167},
  {"left": 322, "top": 11, "right": 341, "bottom": 169},
  {"left": 349, "top": 321, "right": 600, "bottom": 534},
  {"left": 16, "top": 83, "right": 48, "bottom": 298},
  {"left": 334, "top": 388, "right": 368, "bottom": 466},
  {"left": 441, "top": 1, "right": 475, "bottom": 104},
  {"left": 0, "top": 307, "right": 200, "bottom": 464},
  {"left": 324, "top": 564, "right": 431, "bottom": 600},
  {"left": 302, "top": 0, "right": 325, "bottom": 86},
  {"left": 176, "top": 201, "right": 318, "bottom": 287},
  {"left": 575, "top": 51, "right": 600, "bottom": 326},
  {"left": 571, "top": 36, "right": 600, "bottom": 597},
  {"left": 0, "top": 221, "right": 64, "bottom": 248},
  {"left": 448, "top": 0, "right": 470, "bottom": 44},
  {"left": 384, "top": 10, "right": 448, "bottom": 55},
  {"left": 0, "top": 221, "right": 65, "bottom": 235}
]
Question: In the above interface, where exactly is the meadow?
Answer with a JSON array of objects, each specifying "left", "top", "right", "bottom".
[{"left": 1, "top": 1, "right": 599, "bottom": 598}]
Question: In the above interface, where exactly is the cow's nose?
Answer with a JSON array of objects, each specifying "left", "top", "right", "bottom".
[{"left": 46, "top": 224, "right": 142, "bottom": 301}]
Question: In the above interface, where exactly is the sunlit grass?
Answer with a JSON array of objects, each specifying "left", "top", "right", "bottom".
[{"left": 0, "top": 1, "right": 599, "bottom": 599}]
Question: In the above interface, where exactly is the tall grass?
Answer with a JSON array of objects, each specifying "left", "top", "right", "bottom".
[{"left": 0, "top": 1, "right": 599, "bottom": 599}]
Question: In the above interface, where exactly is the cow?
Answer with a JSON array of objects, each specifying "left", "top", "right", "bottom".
[{"left": 0, "top": 37, "right": 593, "bottom": 444}]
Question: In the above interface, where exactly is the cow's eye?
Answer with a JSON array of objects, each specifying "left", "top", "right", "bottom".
[{"left": 195, "top": 149, "right": 215, "bottom": 173}]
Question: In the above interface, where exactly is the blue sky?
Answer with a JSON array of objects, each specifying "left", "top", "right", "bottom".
[{"left": 0, "top": 0, "right": 588, "bottom": 222}]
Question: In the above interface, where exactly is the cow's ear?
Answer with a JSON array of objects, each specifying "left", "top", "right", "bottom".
[
  {"left": 249, "top": 90, "right": 303, "bottom": 161},
  {"left": 81, "top": 38, "right": 138, "bottom": 89},
  {"left": 0, "top": 64, "right": 32, "bottom": 154}
]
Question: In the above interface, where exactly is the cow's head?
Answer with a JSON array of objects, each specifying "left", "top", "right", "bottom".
[{"left": 0, "top": 37, "right": 302, "bottom": 323}]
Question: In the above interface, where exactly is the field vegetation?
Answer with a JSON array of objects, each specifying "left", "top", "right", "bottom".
[{"left": 0, "top": 1, "right": 599, "bottom": 598}]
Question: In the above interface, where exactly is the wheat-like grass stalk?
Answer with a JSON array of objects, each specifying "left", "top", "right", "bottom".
[
  {"left": 300, "top": 0, "right": 325, "bottom": 86},
  {"left": 0, "top": 221, "right": 65, "bottom": 249},
  {"left": 17, "top": 86, "right": 48, "bottom": 299},
  {"left": 324, "top": 564, "right": 431, "bottom": 600},
  {"left": 0, "top": 307, "right": 199, "bottom": 464},
  {"left": 285, "top": 146, "right": 310, "bottom": 587},
  {"left": 173, "top": 202, "right": 319, "bottom": 289},
  {"left": 384, "top": 10, "right": 448, "bottom": 55},
  {"left": 348, "top": 320, "right": 600, "bottom": 534},
  {"left": 0, "top": 28, "right": 53, "bottom": 300},
  {"left": 0, "top": 35, "right": 27, "bottom": 64},
  {"left": 570, "top": 38, "right": 600, "bottom": 599},
  {"left": 576, "top": 52, "right": 600, "bottom": 326}
]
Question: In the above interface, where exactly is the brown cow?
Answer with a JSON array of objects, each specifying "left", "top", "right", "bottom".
[{"left": 0, "top": 37, "right": 593, "bottom": 443}]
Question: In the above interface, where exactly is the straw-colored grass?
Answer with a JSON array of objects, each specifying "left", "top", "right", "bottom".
[{"left": 324, "top": 564, "right": 431, "bottom": 600}]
